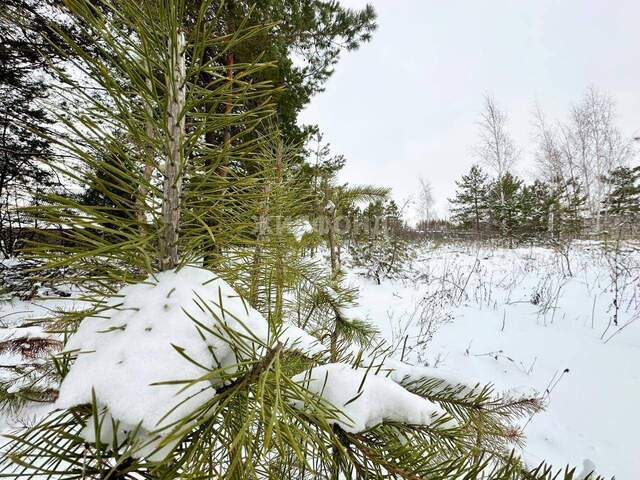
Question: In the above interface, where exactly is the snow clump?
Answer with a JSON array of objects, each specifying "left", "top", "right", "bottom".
[
  {"left": 56, "top": 266, "right": 271, "bottom": 460},
  {"left": 291, "top": 363, "right": 446, "bottom": 433}
]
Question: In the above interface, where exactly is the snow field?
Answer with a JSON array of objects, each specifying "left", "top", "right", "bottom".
[{"left": 346, "top": 241, "right": 640, "bottom": 479}]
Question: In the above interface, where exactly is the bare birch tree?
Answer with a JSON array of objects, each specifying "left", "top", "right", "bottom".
[
  {"left": 533, "top": 89, "right": 633, "bottom": 232},
  {"left": 476, "top": 95, "right": 519, "bottom": 181},
  {"left": 532, "top": 106, "right": 572, "bottom": 236},
  {"left": 567, "top": 88, "right": 632, "bottom": 230},
  {"left": 532, "top": 105, "right": 565, "bottom": 184},
  {"left": 417, "top": 176, "right": 435, "bottom": 224},
  {"left": 476, "top": 95, "right": 519, "bottom": 236}
]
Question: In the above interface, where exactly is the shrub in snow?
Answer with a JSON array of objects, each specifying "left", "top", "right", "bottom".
[{"left": 349, "top": 235, "right": 413, "bottom": 284}]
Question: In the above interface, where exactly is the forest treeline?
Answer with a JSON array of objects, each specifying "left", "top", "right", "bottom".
[{"left": 417, "top": 93, "right": 640, "bottom": 242}]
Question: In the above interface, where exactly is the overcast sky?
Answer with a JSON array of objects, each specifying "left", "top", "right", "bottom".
[{"left": 299, "top": 0, "right": 640, "bottom": 220}]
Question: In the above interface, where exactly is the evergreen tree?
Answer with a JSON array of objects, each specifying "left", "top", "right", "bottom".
[
  {"left": 519, "top": 180, "right": 553, "bottom": 238},
  {"left": 321, "top": 180, "right": 388, "bottom": 276},
  {"left": 0, "top": 0, "right": 59, "bottom": 257},
  {"left": 297, "top": 132, "right": 346, "bottom": 254},
  {"left": 548, "top": 177, "right": 587, "bottom": 240},
  {"left": 0, "top": 2, "right": 599, "bottom": 479},
  {"left": 602, "top": 165, "right": 640, "bottom": 219},
  {"left": 65, "top": 1, "right": 376, "bottom": 217},
  {"left": 185, "top": 0, "right": 377, "bottom": 148},
  {"left": 449, "top": 165, "right": 490, "bottom": 232},
  {"left": 487, "top": 172, "right": 524, "bottom": 244},
  {"left": 350, "top": 199, "right": 411, "bottom": 284}
]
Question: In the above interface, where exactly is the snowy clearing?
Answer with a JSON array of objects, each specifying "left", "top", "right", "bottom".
[{"left": 346, "top": 241, "right": 640, "bottom": 479}]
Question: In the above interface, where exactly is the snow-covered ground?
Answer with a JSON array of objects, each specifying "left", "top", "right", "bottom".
[
  {"left": 1, "top": 241, "right": 638, "bottom": 477},
  {"left": 346, "top": 241, "right": 640, "bottom": 479},
  {"left": 0, "top": 283, "right": 78, "bottom": 434}
]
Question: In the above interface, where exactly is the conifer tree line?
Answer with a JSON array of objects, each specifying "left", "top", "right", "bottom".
[
  {"left": 446, "top": 94, "right": 639, "bottom": 243},
  {"left": 448, "top": 164, "right": 587, "bottom": 242},
  {"left": 0, "top": 1, "right": 608, "bottom": 478}
]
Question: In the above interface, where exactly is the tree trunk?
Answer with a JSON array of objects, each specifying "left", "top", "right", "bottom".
[
  {"left": 474, "top": 198, "right": 480, "bottom": 233},
  {"left": 273, "top": 142, "right": 285, "bottom": 323},
  {"left": 328, "top": 214, "right": 338, "bottom": 275},
  {"left": 159, "top": 30, "right": 185, "bottom": 271}
]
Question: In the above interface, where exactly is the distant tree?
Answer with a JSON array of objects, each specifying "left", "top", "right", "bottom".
[
  {"left": 502, "top": 177, "right": 586, "bottom": 242},
  {"left": 359, "top": 198, "right": 385, "bottom": 239},
  {"left": 300, "top": 132, "right": 345, "bottom": 213},
  {"left": 532, "top": 105, "right": 566, "bottom": 185},
  {"left": 532, "top": 89, "right": 633, "bottom": 232},
  {"left": 0, "top": 0, "right": 59, "bottom": 257},
  {"left": 321, "top": 179, "right": 388, "bottom": 276},
  {"left": 448, "top": 164, "right": 490, "bottom": 232},
  {"left": 519, "top": 180, "right": 552, "bottom": 238},
  {"left": 476, "top": 95, "right": 520, "bottom": 240},
  {"left": 531, "top": 105, "right": 593, "bottom": 239},
  {"left": 543, "top": 177, "right": 587, "bottom": 277},
  {"left": 549, "top": 177, "right": 587, "bottom": 239},
  {"left": 487, "top": 172, "right": 524, "bottom": 244},
  {"left": 416, "top": 217, "right": 455, "bottom": 234},
  {"left": 602, "top": 165, "right": 640, "bottom": 219},
  {"left": 476, "top": 95, "right": 519, "bottom": 181},
  {"left": 566, "top": 88, "right": 632, "bottom": 229},
  {"left": 350, "top": 199, "right": 411, "bottom": 284},
  {"left": 417, "top": 177, "right": 435, "bottom": 223}
]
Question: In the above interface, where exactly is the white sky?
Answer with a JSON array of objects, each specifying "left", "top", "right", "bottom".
[{"left": 299, "top": 0, "right": 640, "bottom": 220}]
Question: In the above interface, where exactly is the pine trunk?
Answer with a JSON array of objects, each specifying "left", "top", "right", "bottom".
[
  {"left": 159, "top": 31, "right": 185, "bottom": 271},
  {"left": 274, "top": 142, "right": 285, "bottom": 322}
]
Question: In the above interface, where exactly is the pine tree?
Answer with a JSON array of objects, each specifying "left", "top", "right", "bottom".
[
  {"left": 548, "top": 177, "right": 587, "bottom": 240},
  {"left": 321, "top": 181, "right": 388, "bottom": 276},
  {"left": 295, "top": 132, "right": 345, "bottom": 256},
  {"left": 0, "top": 2, "right": 601, "bottom": 479},
  {"left": 350, "top": 200, "right": 412, "bottom": 284},
  {"left": 487, "top": 172, "right": 524, "bottom": 245},
  {"left": 519, "top": 180, "right": 552, "bottom": 239},
  {"left": 184, "top": 0, "right": 377, "bottom": 148},
  {"left": 449, "top": 165, "right": 490, "bottom": 233},
  {"left": 602, "top": 165, "right": 640, "bottom": 219},
  {"left": 0, "top": 0, "right": 60, "bottom": 257}
]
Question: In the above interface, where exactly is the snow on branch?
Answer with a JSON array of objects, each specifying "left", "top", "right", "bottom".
[
  {"left": 291, "top": 363, "right": 446, "bottom": 433},
  {"left": 54, "top": 266, "right": 322, "bottom": 460}
]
